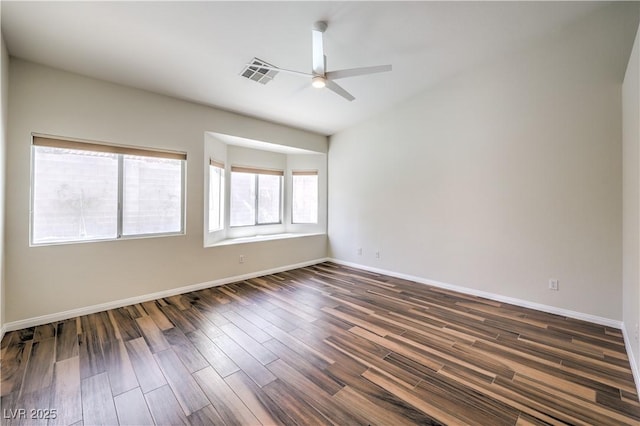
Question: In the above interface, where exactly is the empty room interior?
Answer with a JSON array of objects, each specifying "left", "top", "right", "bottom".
[{"left": 2, "top": 1, "right": 640, "bottom": 425}]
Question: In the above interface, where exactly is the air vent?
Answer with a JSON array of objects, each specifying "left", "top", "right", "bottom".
[{"left": 240, "top": 58, "right": 279, "bottom": 85}]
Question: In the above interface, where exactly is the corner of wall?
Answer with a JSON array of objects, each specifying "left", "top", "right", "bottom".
[
  {"left": 622, "top": 20, "right": 640, "bottom": 397},
  {"left": 0, "top": 31, "right": 9, "bottom": 340}
]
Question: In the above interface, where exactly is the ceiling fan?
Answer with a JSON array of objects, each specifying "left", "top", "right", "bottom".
[{"left": 249, "top": 21, "right": 392, "bottom": 101}]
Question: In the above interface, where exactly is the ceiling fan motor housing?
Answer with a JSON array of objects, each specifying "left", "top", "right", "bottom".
[{"left": 313, "top": 21, "right": 328, "bottom": 33}]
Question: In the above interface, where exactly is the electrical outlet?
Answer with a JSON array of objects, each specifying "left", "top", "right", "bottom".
[
  {"left": 357, "top": 248, "right": 362, "bottom": 256},
  {"left": 375, "top": 251, "right": 380, "bottom": 259},
  {"left": 239, "top": 255, "right": 245, "bottom": 264},
  {"left": 548, "top": 279, "right": 559, "bottom": 291}
]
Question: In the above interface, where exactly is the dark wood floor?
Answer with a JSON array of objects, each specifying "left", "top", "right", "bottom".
[{"left": 1, "top": 262, "right": 639, "bottom": 425}]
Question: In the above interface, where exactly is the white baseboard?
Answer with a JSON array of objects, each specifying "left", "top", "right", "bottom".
[
  {"left": 4, "top": 256, "right": 639, "bottom": 398},
  {"left": 621, "top": 325, "right": 640, "bottom": 399},
  {"left": 328, "top": 258, "right": 622, "bottom": 329},
  {"left": 329, "top": 260, "right": 640, "bottom": 398},
  {"left": 3, "top": 257, "right": 330, "bottom": 333},
  {"left": 330, "top": 257, "right": 640, "bottom": 398}
]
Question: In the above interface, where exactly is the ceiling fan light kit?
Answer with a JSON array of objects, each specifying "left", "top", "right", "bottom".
[
  {"left": 242, "top": 21, "right": 392, "bottom": 101},
  {"left": 311, "top": 76, "right": 326, "bottom": 88}
]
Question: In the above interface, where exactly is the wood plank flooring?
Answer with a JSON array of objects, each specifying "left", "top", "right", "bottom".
[{"left": 1, "top": 262, "right": 639, "bottom": 425}]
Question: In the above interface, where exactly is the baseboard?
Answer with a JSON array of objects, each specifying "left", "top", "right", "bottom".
[
  {"left": 328, "top": 258, "right": 622, "bottom": 329},
  {"left": 5, "top": 256, "right": 638, "bottom": 397},
  {"left": 3, "top": 257, "right": 330, "bottom": 333},
  {"left": 621, "top": 325, "right": 640, "bottom": 399},
  {"left": 2, "top": 255, "right": 624, "bottom": 339}
]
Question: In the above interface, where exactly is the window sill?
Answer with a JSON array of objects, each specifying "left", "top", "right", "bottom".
[{"left": 207, "top": 232, "right": 325, "bottom": 247}]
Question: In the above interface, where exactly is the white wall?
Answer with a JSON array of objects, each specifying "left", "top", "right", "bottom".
[
  {"left": 6, "top": 59, "right": 327, "bottom": 324},
  {"left": 1, "top": 31, "right": 9, "bottom": 334},
  {"left": 623, "top": 23, "right": 640, "bottom": 382},
  {"left": 329, "top": 5, "right": 637, "bottom": 321}
]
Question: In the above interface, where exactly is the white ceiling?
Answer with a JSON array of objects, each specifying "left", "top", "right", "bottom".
[
  {"left": 210, "top": 132, "right": 320, "bottom": 155},
  {"left": 1, "top": 1, "right": 610, "bottom": 135}
]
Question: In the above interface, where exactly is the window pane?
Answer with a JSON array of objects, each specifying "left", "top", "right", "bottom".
[
  {"left": 292, "top": 174, "right": 318, "bottom": 224},
  {"left": 209, "top": 166, "right": 224, "bottom": 232},
  {"left": 122, "top": 155, "right": 183, "bottom": 236},
  {"left": 258, "top": 174, "right": 281, "bottom": 224},
  {"left": 230, "top": 172, "right": 256, "bottom": 226},
  {"left": 32, "top": 146, "right": 118, "bottom": 244}
]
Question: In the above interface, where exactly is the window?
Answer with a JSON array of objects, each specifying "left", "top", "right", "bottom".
[
  {"left": 208, "top": 159, "right": 225, "bottom": 232},
  {"left": 292, "top": 170, "right": 318, "bottom": 224},
  {"left": 31, "top": 136, "right": 186, "bottom": 245},
  {"left": 230, "top": 166, "right": 283, "bottom": 227}
]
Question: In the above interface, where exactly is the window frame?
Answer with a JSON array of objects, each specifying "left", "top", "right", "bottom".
[
  {"left": 229, "top": 165, "right": 284, "bottom": 228},
  {"left": 30, "top": 135, "right": 187, "bottom": 246}
]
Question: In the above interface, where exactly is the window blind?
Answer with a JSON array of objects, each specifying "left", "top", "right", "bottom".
[
  {"left": 210, "top": 159, "right": 225, "bottom": 168},
  {"left": 230, "top": 165, "right": 284, "bottom": 176},
  {"left": 33, "top": 136, "right": 187, "bottom": 161}
]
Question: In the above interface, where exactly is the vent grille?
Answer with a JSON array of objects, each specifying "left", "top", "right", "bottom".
[{"left": 240, "top": 58, "right": 279, "bottom": 84}]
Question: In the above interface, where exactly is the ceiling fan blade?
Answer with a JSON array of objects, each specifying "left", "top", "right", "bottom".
[
  {"left": 245, "top": 64, "right": 312, "bottom": 78},
  {"left": 325, "top": 80, "right": 355, "bottom": 102},
  {"left": 312, "top": 22, "right": 327, "bottom": 75},
  {"left": 326, "top": 64, "right": 392, "bottom": 80}
]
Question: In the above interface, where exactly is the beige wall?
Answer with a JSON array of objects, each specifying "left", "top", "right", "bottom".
[
  {"left": 5, "top": 59, "right": 327, "bottom": 323},
  {"left": 1, "top": 32, "right": 9, "bottom": 333},
  {"left": 623, "top": 23, "right": 640, "bottom": 379},
  {"left": 328, "top": 5, "right": 636, "bottom": 321}
]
